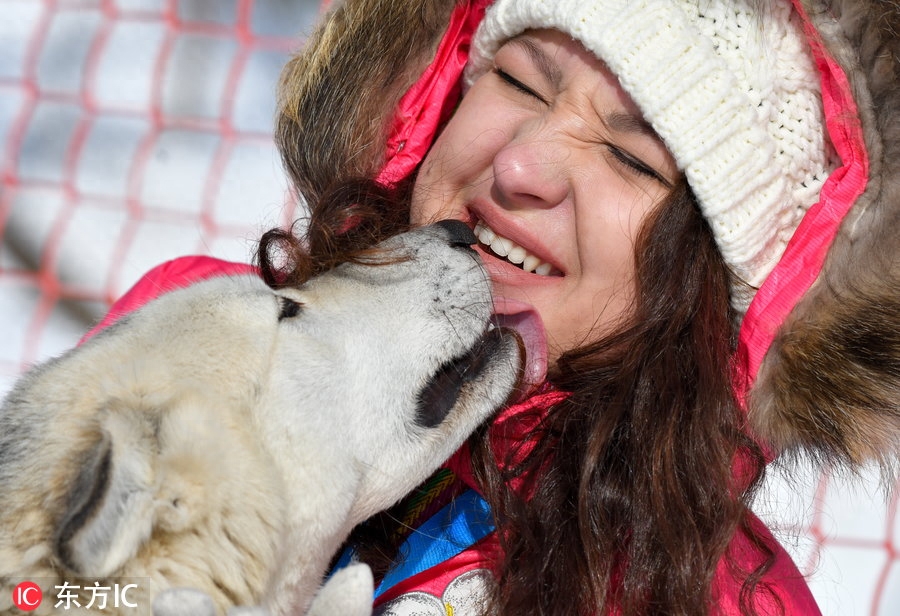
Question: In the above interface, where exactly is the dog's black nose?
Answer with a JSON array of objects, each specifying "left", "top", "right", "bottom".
[{"left": 434, "top": 219, "right": 477, "bottom": 248}]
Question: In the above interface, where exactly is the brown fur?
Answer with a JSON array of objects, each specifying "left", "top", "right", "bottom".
[
  {"left": 749, "top": 0, "right": 900, "bottom": 472},
  {"left": 275, "top": 0, "right": 458, "bottom": 206}
]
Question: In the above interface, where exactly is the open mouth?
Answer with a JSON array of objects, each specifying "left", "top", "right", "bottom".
[
  {"left": 415, "top": 327, "right": 522, "bottom": 429},
  {"left": 474, "top": 221, "right": 562, "bottom": 277}
]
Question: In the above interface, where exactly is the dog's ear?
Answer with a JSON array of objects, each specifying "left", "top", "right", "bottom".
[{"left": 54, "top": 414, "right": 156, "bottom": 577}]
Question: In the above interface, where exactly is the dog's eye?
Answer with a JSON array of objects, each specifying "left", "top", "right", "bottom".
[{"left": 278, "top": 297, "right": 303, "bottom": 320}]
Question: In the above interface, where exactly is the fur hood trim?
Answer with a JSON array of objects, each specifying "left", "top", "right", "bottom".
[
  {"left": 747, "top": 0, "right": 900, "bottom": 471},
  {"left": 275, "top": 0, "right": 900, "bottom": 473}
]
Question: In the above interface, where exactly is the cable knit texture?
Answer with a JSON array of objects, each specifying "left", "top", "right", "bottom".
[{"left": 467, "top": 0, "right": 839, "bottom": 311}]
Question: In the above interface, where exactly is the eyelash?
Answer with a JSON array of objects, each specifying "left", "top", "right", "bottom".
[
  {"left": 607, "top": 146, "right": 667, "bottom": 184},
  {"left": 493, "top": 67, "right": 546, "bottom": 103}
]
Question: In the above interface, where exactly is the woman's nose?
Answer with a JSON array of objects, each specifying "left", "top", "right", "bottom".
[{"left": 492, "top": 134, "right": 570, "bottom": 209}]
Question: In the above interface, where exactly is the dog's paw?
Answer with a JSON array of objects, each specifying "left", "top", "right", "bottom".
[
  {"left": 306, "top": 562, "right": 374, "bottom": 616},
  {"left": 152, "top": 588, "right": 218, "bottom": 616}
]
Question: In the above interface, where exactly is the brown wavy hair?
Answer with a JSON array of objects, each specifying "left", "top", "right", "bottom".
[
  {"left": 256, "top": 177, "right": 776, "bottom": 615},
  {"left": 469, "top": 179, "right": 776, "bottom": 616},
  {"left": 255, "top": 179, "right": 411, "bottom": 288}
]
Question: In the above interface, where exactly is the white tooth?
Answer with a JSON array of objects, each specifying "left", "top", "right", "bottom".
[
  {"left": 490, "top": 236, "right": 512, "bottom": 257},
  {"left": 523, "top": 255, "right": 541, "bottom": 273},
  {"left": 477, "top": 221, "right": 554, "bottom": 274},
  {"left": 475, "top": 222, "right": 496, "bottom": 244},
  {"left": 507, "top": 245, "right": 527, "bottom": 264}
]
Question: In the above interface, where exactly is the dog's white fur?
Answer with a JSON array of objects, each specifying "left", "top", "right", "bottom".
[{"left": 0, "top": 223, "right": 521, "bottom": 615}]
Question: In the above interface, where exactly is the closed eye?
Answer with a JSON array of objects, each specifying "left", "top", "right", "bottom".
[
  {"left": 606, "top": 145, "right": 673, "bottom": 189},
  {"left": 278, "top": 297, "right": 303, "bottom": 320},
  {"left": 493, "top": 67, "right": 547, "bottom": 104}
]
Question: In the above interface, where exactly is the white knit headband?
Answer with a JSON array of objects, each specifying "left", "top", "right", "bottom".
[{"left": 467, "top": 0, "right": 838, "bottom": 312}]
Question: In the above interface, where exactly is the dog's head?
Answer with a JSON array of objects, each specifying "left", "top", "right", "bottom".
[
  {"left": 38, "top": 221, "right": 525, "bottom": 581},
  {"left": 259, "top": 220, "right": 524, "bottom": 520}
]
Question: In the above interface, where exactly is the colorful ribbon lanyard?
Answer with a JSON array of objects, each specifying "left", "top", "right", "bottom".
[{"left": 333, "top": 488, "right": 496, "bottom": 599}]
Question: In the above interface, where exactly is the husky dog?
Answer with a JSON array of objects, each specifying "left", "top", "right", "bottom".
[{"left": 0, "top": 221, "right": 523, "bottom": 616}]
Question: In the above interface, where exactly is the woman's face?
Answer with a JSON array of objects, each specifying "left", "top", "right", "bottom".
[{"left": 411, "top": 29, "right": 678, "bottom": 367}]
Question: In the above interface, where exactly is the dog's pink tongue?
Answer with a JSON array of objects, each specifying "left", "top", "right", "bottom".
[{"left": 492, "top": 300, "right": 548, "bottom": 395}]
